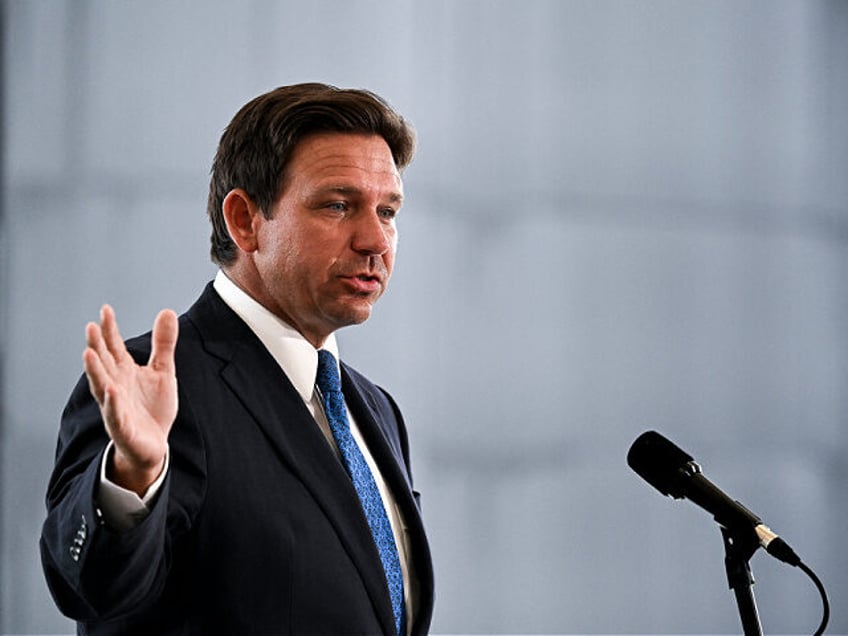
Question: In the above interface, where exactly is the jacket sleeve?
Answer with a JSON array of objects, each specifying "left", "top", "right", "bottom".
[{"left": 40, "top": 350, "right": 206, "bottom": 622}]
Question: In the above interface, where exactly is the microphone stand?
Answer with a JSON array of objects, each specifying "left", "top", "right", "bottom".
[{"left": 720, "top": 526, "right": 763, "bottom": 636}]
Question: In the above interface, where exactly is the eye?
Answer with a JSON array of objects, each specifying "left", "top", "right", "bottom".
[
  {"left": 378, "top": 207, "right": 398, "bottom": 220},
  {"left": 326, "top": 201, "right": 348, "bottom": 212}
]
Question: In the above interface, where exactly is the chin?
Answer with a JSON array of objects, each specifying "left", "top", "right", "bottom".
[
  {"left": 323, "top": 296, "right": 380, "bottom": 330},
  {"left": 331, "top": 307, "right": 373, "bottom": 329}
]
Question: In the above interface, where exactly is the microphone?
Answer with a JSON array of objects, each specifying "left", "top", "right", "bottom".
[{"left": 627, "top": 430, "right": 800, "bottom": 566}]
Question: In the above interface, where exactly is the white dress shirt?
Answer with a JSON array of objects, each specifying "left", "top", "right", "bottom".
[{"left": 96, "top": 270, "right": 415, "bottom": 630}]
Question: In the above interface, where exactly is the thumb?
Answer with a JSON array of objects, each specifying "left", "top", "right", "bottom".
[{"left": 148, "top": 309, "right": 179, "bottom": 372}]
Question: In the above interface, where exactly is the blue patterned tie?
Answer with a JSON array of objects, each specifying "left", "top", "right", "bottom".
[{"left": 316, "top": 350, "right": 405, "bottom": 636}]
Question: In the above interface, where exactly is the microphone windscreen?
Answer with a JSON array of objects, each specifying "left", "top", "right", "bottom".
[{"left": 627, "top": 430, "right": 693, "bottom": 498}]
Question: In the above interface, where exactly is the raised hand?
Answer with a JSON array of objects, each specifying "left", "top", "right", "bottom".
[{"left": 82, "top": 305, "right": 179, "bottom": 496}]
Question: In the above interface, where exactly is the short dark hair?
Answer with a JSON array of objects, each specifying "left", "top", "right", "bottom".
[{"left": 207, "top": 82, "right": 416, "bottom": 266}]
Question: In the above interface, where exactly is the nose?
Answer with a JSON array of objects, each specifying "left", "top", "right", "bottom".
[{"left": 351, "top": 210, "right": 393, "bottom": 255}]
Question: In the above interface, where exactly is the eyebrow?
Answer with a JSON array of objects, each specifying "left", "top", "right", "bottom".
[{"left": 311, "top": 185, "right": 403, "bottom": 204}]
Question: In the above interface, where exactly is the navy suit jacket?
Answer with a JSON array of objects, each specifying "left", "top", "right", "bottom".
[{"left": 41, "top": 284, "right": 435, "bottom": 635}]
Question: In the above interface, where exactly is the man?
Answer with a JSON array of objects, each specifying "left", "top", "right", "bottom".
[{"left": 40, "top": 83, "right": 434, "bottom": 635}]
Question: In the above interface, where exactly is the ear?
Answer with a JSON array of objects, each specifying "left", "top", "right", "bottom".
[{"left": 222, "top": 189, "right": 261, "bottom": 253}]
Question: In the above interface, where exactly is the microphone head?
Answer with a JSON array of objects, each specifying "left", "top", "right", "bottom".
[{"left": 627, "top": 430, "right": 695, "bottom": 499}]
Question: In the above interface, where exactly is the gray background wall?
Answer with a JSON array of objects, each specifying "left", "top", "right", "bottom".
[{"left": 2, "top": 1, "right": 846, "bottom": 634}]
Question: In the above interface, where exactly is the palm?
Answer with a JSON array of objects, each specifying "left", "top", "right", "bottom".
[
  {"left": 83, "top": 305, "right": 179, "bottom": 491},
  {"left": 104, "top": 349, "right": 177, "bottom": 462}
]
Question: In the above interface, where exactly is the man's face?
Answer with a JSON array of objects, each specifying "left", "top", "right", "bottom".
[{"left": 251, "top": 133, "right": 403, "bottom": 346}]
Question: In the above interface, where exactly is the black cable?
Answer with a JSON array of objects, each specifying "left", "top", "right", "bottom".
[{"left": 798, "top": 561, "right": 829, "bottom": 636}]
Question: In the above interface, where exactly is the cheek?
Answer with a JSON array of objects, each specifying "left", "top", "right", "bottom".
[
  {"left": 384, "top": 237, "right": 397, "bottom": 274},
  {"left": 387, "top": 227, "right": 398, "bottom": 254},
  {"left": 261, "top": 240, "right": 306, "bottom": 285}
]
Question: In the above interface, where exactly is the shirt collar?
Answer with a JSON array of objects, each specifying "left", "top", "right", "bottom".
[{"left": 212, "top": 270, "right": 339, "bottom": 403}]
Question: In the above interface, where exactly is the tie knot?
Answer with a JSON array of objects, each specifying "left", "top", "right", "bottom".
[{"left": 316, "top": 349, "right": 342, "bottom": 395}]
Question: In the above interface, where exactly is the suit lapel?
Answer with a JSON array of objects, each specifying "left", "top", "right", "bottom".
[
  {"left": 342, "top": 367, "right": 436, "bottom": 635},
  {"left": 341, "top": 368, "right": 415, "bottom": 510},
  {"left": 186, "top": 285, "right": 397, "bottom": 635}
]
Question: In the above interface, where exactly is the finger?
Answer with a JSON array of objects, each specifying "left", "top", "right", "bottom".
[
  {"left": 148, "top": 309, "right": 178, "bottom": 373},
  {"left": 100, "top": 304, "right": 130, "bottom": 365},
  {"left": 82, "top": 345, "right": 108, "bottom": 405},
  {"left": 86, "top": 318, "right": 118, "bottom": 376},
  {"left": 101, "top": 383, "right": 126, "bottom": 440}
]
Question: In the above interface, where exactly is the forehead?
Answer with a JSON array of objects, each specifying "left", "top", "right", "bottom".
[{"left": 285, "top": 133, "right": 402, "bottom": 193}]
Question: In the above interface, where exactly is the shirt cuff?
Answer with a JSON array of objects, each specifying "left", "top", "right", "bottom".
[{"left": 96, "top": 440, "right": 170, "bottom": 532}]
